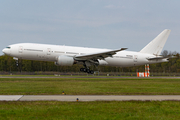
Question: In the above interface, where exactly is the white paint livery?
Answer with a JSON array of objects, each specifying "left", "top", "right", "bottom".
[{"left": 2, "top": 29, "right": 171, "bottom": 74}]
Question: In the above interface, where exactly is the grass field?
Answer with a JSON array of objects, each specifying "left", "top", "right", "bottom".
[
  {"left": 1, "top": 77, "right": 180, "bottom": 119},
  {"left": 0, "top": 77, "right": 180, "bottom": 95},
  {"left": 0, "top": 101, "right": 180, "bottom": 120}
]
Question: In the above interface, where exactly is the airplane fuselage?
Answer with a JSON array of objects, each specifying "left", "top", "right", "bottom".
[{"left": 2, "top": 43, "right": 168, "bottom": 67}]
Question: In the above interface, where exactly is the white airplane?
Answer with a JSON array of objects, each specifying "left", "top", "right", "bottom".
[{"left": 2, "top": 29, "right": 171, "bottom": 74}]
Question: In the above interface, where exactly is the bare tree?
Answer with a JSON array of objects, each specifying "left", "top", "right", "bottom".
[{"left": 161, "top": 50, "right": 168, "bottom": 57}]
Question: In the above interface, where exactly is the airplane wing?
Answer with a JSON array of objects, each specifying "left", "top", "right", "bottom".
[{"left": 74, "top": 48, "right": 127, "bottom": 61}]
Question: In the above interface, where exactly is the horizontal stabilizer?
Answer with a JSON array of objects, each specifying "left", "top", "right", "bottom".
[{"left": 147, "top": 56, "right": 177, "bottom": 60}]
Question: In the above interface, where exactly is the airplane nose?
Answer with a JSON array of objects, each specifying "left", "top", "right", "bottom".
[
  {"left": 2, "top": 48, "right": 10, "bottom": 55},
  {"left": 2, "top": 49, "right": 5, "bottom": 53}
]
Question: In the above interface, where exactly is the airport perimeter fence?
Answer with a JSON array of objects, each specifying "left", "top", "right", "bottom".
[{"left": 0, "top": 71, "right": 180, "bottom": 77}]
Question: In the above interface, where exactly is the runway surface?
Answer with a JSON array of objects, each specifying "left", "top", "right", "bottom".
[
  {"left": 1, "top": 95, "right": 180, "bottom": 101},
  {"left": 1, "top": 76, "right": 180, "bottom": 101},
  {"left": 1, "top": 76, "right": 180, "bottom": 79}
]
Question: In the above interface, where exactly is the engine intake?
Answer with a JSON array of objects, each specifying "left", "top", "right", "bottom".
[{"left": 55, "top": 56, "right": 74, "bottom": 66}]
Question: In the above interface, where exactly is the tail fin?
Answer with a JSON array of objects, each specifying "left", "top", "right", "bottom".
[{"left": 140, "top": 29, "right": 171, "bottom": 56}]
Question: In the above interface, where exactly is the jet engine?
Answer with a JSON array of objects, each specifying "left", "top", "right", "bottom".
[{"left": 55, "top": 56, "right": 75, "bottom": 66}]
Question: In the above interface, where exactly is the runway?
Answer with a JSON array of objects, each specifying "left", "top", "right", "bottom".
[
  {"left": 1, "top": 76, "right": 180, "bottom": 79},
  {"left": 1, "top": 95, "right": 180, "bottom": 101}
]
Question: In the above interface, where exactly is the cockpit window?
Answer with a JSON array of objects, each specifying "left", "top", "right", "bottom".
[{"left": 6, "top": 47, "right": 11, "bottom": 49}]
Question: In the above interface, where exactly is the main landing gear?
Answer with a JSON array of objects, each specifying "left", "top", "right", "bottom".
[
  {"left": 80, "top": 68, "right": 94, "bottom": 74},
  {"left": 80, "top": 61, "right": 95, "bottom": 74}
]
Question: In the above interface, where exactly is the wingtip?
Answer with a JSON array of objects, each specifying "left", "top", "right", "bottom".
[{"left": 121, "top": 48, "right": 128, "bottom": 50}]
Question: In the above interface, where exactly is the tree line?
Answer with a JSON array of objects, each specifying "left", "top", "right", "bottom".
[{"left": 0, "top": 50, "right": 179, "bottom": 73}]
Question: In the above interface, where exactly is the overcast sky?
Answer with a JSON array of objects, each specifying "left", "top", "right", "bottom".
[{"left": 0, "top": 0, "right": 179, "bottom": 55}]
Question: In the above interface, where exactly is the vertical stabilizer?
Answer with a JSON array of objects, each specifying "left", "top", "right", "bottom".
[{"left": 140, "top": 29, "right": 171, "bottom": 56}]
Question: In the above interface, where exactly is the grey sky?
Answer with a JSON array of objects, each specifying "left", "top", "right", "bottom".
[{"left": 0, "top": 0, "right": 179, "bottom": 55}]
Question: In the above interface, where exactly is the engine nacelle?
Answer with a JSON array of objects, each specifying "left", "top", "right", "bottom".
[
  {"left": 55, "top": 56, "right": 74, "bottom": 66},
  {"left": 98, "top": 59, "right": 108, "bottom": 65}
]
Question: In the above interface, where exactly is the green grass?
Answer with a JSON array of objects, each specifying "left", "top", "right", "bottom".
[
  {"left": 0, "top": 78, "right": 180, "bottom": 95},
  {"left": 1, "top": 77, "right": 180, "bottom": 119},
  {"left": 0, "top": 101, "right": 180, "bottom": 120}
]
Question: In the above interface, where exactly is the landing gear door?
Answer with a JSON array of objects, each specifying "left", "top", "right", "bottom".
[
  {"left": 134, "top": 55, "right": 138, "bottom": 62},
  {"left": 19, "top": 46, "right": 23, "bottom": 53}
]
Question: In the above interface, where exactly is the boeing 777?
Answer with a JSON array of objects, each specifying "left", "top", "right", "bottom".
[{"left": 2, "top": 29, "right": 171, "bottom": 74}]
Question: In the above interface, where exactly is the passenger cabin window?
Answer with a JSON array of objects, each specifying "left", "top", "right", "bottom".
[
  {"left": 54, "top": 51, "right": 65, "bottom": 54},
  {"left": 24, "top": 49, "right": 43, "bottom": 52},
  {"left": 66, "top": 52, "right": 79, "bottom": 55}
]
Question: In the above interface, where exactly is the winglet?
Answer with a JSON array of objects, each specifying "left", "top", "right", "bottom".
[
  {"left": 140, "top": 29, "right": 171, "bottom": 56},
  {"left": 121, "top": 48, "right": 128, "bottom": 51}
]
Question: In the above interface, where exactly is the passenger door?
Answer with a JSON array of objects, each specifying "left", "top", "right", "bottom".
[
  {"left": 134, "top": 55, "right": 138, "bottom": 62},
  {"left": 19, "top": 46, "right": 23, "bottom": 53},
  {"left": 47, "top": 48, "right": 51, "bottom": 55}
]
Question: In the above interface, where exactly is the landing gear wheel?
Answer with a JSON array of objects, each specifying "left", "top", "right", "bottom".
[
  {"left": 90, "top": 70, "right": 94, "bottom": 74},
  {"left": 80, "top": 68, "right": 87, "bottom": 72},
  {"left": 87, "top": 69, "right": 94, "bottom": 74},
  {"left": 80, "top": 68, "right": 94, "bottom": 74},
  {"left": 83, "top": 68, "right": 87, "bottom": 72},
  {"left": 80, "top": 68, "right": 84, "bottom": 72},
  {"left": 87, "top": 69, "right": 90, "bottom": 73}
]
